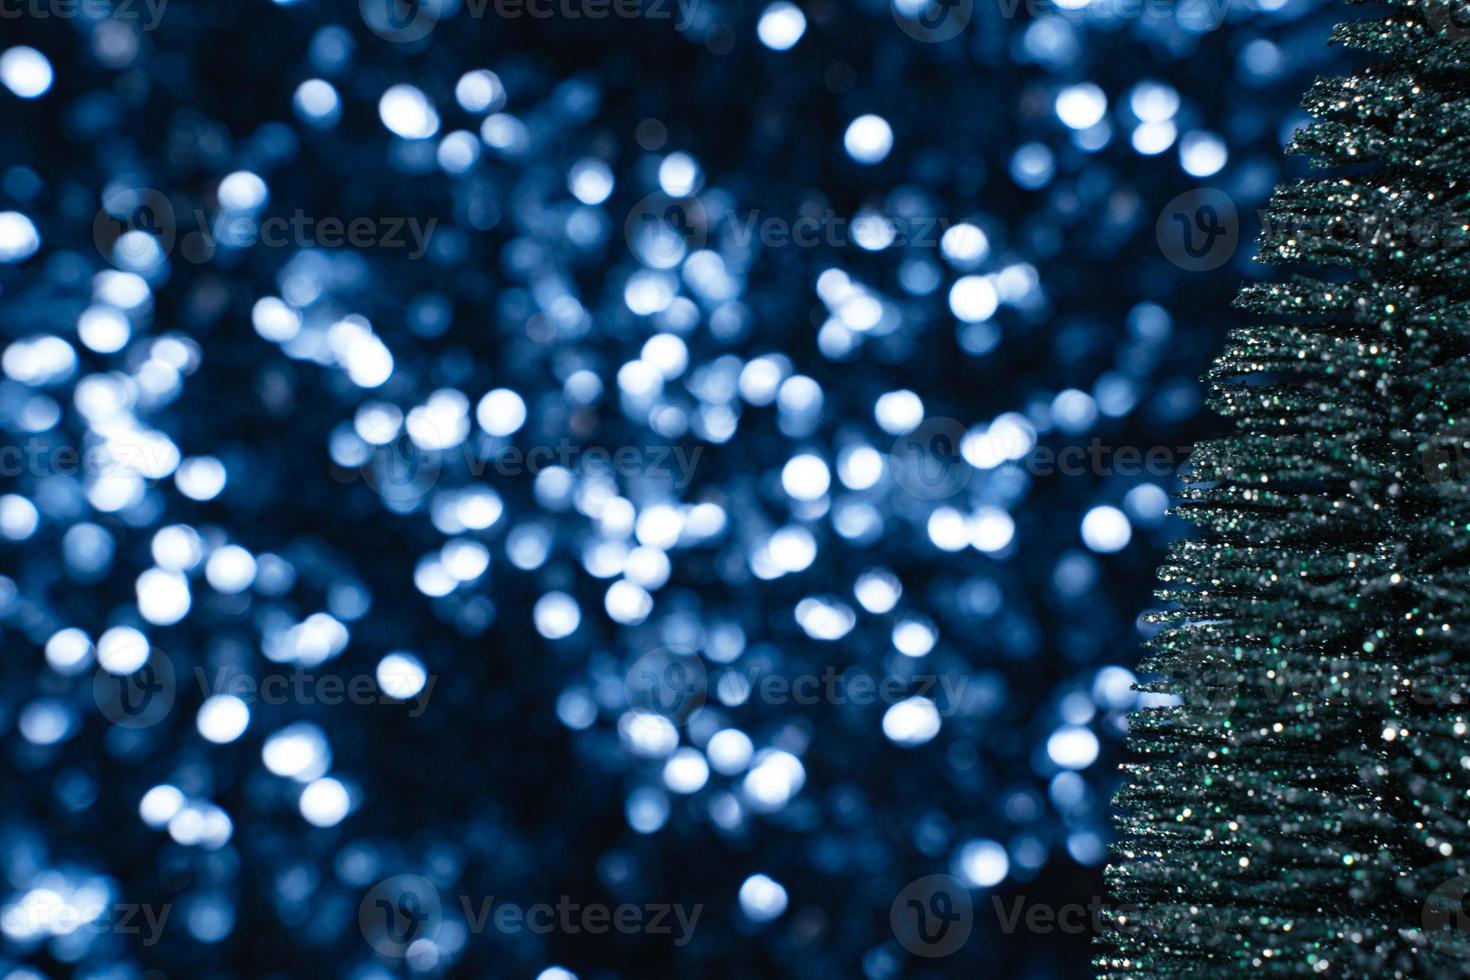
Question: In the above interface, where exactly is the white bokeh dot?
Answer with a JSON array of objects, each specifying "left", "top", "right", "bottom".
[
  {"left": 0, "top": 47, "right": 53, "bottom": 99},
  {"left": 534, "top": 591, "right": 581, "bottom": 639},
  {"left": 757, "top": 1, "right": 807, "bottom": 50},
  {"left": 843, "top": 114, "right": 893, "bottom": 165},
  {"left": 196, "top": 695, "right": 250, "bottom": 744},
  {"left": 1047, "top": 724, "right": 1100, "bottom": 769},
  {"left": 738, "top": 874, "right": 788, "bottom": 922},
  {"left": 882, "top": 697, "right": 941, "bottom": 747},
  {"left": 1081, "top": 505, "right": 1131, "bottom": 553},
  {"left": 299, "top": 777, "right": 350, "bottom": 827},
  {"left": 376, "top": 651, "right": 429, "bottom": 700},
  {"left": 1055, "top": 83, "right": 1107, "bottom": 130}
]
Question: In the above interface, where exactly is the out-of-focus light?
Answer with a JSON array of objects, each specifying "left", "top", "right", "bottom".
[
  {"left": 844, "top": 115, "right": 893, "bottom": 165},
  {"left": 663, "top": 748, "right": 710, "bottom": 793},
  {"left": 782, "top": 453, "right": 831, "bottom": 501},
  {"left": 0, "top": 47, "right": 53, "bottom": 99},
  {"left": 262, "top": 723, "right": 331, "bottom": 782},
  {"left": 455, "top": 69, "right": 505, "bottom": 113},
  {"left": 19, "top": 699, "right": 73, "bottom": 745},
  {"left": 874, "top": 389, "right": 923, "bottom": 435},
  {"left": 855, "top": 569, "right": 901, "bottom": 614},
  {"left": 0, "top": 494, "right": 38, "bottom": 540},
  {"left": 300, "top": 777, "right": 350, "bottom": 827},
  {"left": 438, "top": 130, "right": 481, "bottom": 173},
  {"left": 77, "top": 305, "right": 132, "bottom": 353},
  {"left": 757, "top": 2, "right": 807, "bottom": 50},
  {"left": 137, "top": 568, "right": 191, "bottom": 625},
  {"left": 940, "top": 223, "right": 989, "bottom": 267},
  {"left": 893, "top": 618, "right": 937, "bottom": 657},
  {"left": 739, "top": 874, "right": 788, "bottom": 922},
  {"left": 0, "top": 211, "right": 40, "bottom": 263},
  {"left": 45, "top": 628, "right": 93, "bottom": 675},
  {"left": 534, "top": 591, "right": 581, "bottom": 639},
  {"left": 1180, "top": 130, "right": 1228, "bottom": 177},
  {"left": 1047, "top": 725, "right": 1100, "bottom": 769},
  {"left": 708, "top": 729, "right": 755, "bottom": 774},
  {"left": 1081, "top": 505, "right": 1131, "bottom": 553},
  {"left": 476, "top": 388, "right": 527, "bottom": 436},
  {"left": 949, "top": 275, "right": 999, "bottom": 322},
  {"left": 379, "top": 84, "right": 440, "bottom": 140},
  {"left": 205, "top": 545, "right": 257, "bottom": 594},
  {"left": 1125, "top": 483, "right": 1170, "bottom": 524},
  {"left": 197, "top": 695, "right": 250, "bottom": 744},
  {"left": 957, "top": 839, "right": 1009, "bottom": 888},
  {"left": 568, "top": 158, "right": 614, "bottom": 205},
  {"left": 377, "top": 651, "right": 429, "bottom": 700},
  {"left": 882, "top": 697, "right": 941, "bottom": 746},
  {"left": 743, "top": 750, "right": 805, "bottom": 811},
  {"left": 1055, "top": 83, "right": 1107, "bottom": 130},
  {"left": 838, "top": 445, "right": 884, "bottom": 490},
  {"left": 795, "top": 596, "right": 855, "bottom": 640},
  {"left": 1092, "top": 666, "right": 1138, "bottom": 710},
  {"left": 176, "top": 456, "right": 227, "bottom": 501},
  {"left": 218, "top": 171, "right": 267, "bottom": 211},
  {"left": 140, "top": 785, "right": 186, "bottom": 828},
  {"left": 294, "top": 79, "right": 341, "bottom": 126},
  {"left": 970, "top": 507, "right": 1015, "bottom": 554},
  {"left": 1132, "top": 120, "right": 1177, "bottom": 155},
  {"left": 1010, "top": 142, "right": 1055, "bottom": 189},
  {"left": 658, "top": 152, "right": 701, "bottom": 197},
  {"left": 1129, "top": 81, "right": 1180, "bottom": 122}
]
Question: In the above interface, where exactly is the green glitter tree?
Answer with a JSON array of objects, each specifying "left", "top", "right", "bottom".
[{"left": 1099, "top": 0, "right": 1470, "bottom": 975}]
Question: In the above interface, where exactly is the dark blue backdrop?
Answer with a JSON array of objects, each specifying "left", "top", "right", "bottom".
[{"left": 0, "top": 0, "right": 1347, "bottom": 975}]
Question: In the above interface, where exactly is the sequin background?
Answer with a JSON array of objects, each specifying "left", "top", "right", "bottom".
[{"left": 0, "top": 0, "right": 1348, "bottom": 976}]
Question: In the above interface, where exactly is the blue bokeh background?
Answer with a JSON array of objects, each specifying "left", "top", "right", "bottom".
[{"left": 0, "top": 0, "right": 1351, "bottom": 975}]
